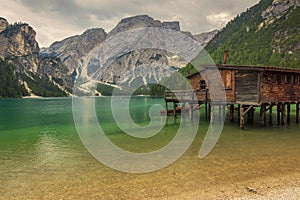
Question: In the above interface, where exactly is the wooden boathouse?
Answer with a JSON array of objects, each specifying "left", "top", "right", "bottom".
[{"left": 164, "top": 64, "right": 300, "bottom": 128}]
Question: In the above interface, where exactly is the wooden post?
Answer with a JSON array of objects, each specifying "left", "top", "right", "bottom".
[
  {"left": 296, "top": 103, "right": 299, "bottom": 123},
  {"left": 251, "top": 107, "right": 255, "bottom": 124},
  {"left": 230, "top": 104, "right": 234, "bottom": 122},
  {"left": 173, "top": 102, "right": 177, "bottom": 117},
  {"left": 205, "top": 102, "right": 208, "bottom": 120},
  {"left": 208, "top": 103, "right": 211, "bottom": 121},
  {"left": 277, "top": 105, "right": 281, "bottom": 125},
  {"left": 205, "top": 89, "right": 208, "bottom": 120},
  {"left": 247, "top": 106, "right": 251, "bottom": 122},
  {"left": 281, "top": 104, "right": 286, "bottom": 125},
  {"left": 219, "top": 104, "right": 221, "bottom": 121},
  {"left": 210, "top": 104, "right": 214, "bottom": 124},
  {"left": 238, "top": 105, "right": 241, "bottom": 121},
  {"left": 240, "top": 105, "right": 245, "bottom": 129},
  {"left": 269, "top": 105, "right": 273, "bottom": 125},
  {"left": 165, "top": 101, "right": 168, "bottom": 112},
  {"left": 287, "top": 104, "right": 291, "bottom": 124},
  {"left": 223, "top": 104, "right": 226, "bottom": 121},
  {"left": 260, "top": 105, "right": 266, "bottom": 127}
]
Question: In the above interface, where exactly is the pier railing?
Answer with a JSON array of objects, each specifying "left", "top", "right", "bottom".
[{"left": 164, "top": 90, "right": 207, "bottom": 102}]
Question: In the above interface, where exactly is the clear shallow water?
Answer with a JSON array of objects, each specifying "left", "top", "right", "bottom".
[{"left": 0, "top": 97, "right": 299, "bottom": 199}]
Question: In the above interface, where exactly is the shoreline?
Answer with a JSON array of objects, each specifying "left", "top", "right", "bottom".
[{"left": 163, "top": 172, "right": 300, "bottom": 200}]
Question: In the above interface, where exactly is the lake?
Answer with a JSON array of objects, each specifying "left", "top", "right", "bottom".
[{"left": 0, "top": 97, "right": 299, "bottom": 199}]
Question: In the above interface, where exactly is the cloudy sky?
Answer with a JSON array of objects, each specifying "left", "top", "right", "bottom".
[{"left": 0, "top": 0, "right": 260, "bottom": 47}]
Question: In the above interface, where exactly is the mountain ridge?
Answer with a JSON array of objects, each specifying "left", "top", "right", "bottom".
[{"left": 205, "top": 0, "right": 299, "bottom": 68}]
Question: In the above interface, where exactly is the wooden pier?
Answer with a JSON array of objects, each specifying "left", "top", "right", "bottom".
[{"left": 164, "top": 64, "right": 300, "bottom": 129}]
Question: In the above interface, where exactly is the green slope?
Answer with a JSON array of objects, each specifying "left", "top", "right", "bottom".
[{"left": 205, "top": 0, "right": 299, "bottom": 68}]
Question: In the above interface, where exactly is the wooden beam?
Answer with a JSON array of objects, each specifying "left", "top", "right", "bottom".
[{"left": 242, "top": 105, "right": 254, "bottom": 116}]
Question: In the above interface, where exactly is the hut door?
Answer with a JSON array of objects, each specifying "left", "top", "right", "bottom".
[{"left": 235, "top": 70, "right": 259, "bottom": 103}]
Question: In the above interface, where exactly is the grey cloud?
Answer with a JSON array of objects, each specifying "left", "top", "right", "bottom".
[{"left": 2, "top": 0, "right": 260, "bottom": 46}]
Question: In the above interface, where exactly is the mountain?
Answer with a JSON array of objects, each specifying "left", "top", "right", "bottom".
[
  {"left": 40, "top": 28, "right": 107, "bottom": 73},
  {"left": 205, "top": 0, "right": 299, "bottom": 68},
  {"left": 0, "top": 15, "right": 216, "bottom": 97},
  {"left": 0, "top": 18, "right": 69, "bottom": 97},
  {"left": 42, "top": 15, "right": 217, "bottom": 91}
]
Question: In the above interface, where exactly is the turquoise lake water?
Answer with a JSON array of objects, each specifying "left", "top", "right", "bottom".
[{"left": 0, "top": 97, "right": 299, "bottom": 199}]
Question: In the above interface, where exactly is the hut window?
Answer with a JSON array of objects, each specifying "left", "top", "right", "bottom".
[
  {"left": 200, "top": 80, "right": 206, "bottom": 90},
  {"left": 284, "top": 74, "right": 288, "bottom": 83},
  {"left": 291, "top": 75, "right": 295, "bottom": 84},
  {"left": 272, "top": 74, "right": 277, "bottom": 83},
  {"left": 277, "top": 74, "right": 282, "bottom": 84}
]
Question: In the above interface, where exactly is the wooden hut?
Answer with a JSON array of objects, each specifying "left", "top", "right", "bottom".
[{"left": 165, "top": 64, "right": 300, "bottom": 128}]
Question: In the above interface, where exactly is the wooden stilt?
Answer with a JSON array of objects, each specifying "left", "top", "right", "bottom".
[
  {"left": 296, "top": 103, "right": 299, "bottom": 124},
  {"left": 281, "top": 104, "right": 286, "bottom": 125},
  {"left": 205, "top": 102, "right": 208, "bottom": 120},
  {"left": 165, "top": 102, "right": 168, "bottom": 112},
  {"left": 240, "top": 105, "right": 245, "bottom": 129},
  {"left": 218, "top": 104, "right": 221, "bottom": 121},
  {"left": 230, "top": 104, "right": 234, "bottom": 122},
  {"left": 238, "top": 105, "right": 241, "bottom": 121},
  {"left": 287, "top": 104, "right": 291, "bottom": 124},
  {"left": 260, "top": 105, "right": 266, "bottom": 127},
  {"left": 173, "top": 102, "right": 177, "bottom": 117},
  {"left": 208, "top": 103, "right": 211, "bottom": 120},
  {"left": 247, "top": 106, "right": 252, "bottom": 122},
  {"left": 277, "top": 105, "right": 281, "bottom": 125},
  {"left": 205, "top": 89, "right": 208, "bottom": 120},
  {"left": 210, "top": 104, "right": 214, "bottom": 124},
  {"left": 189, "top": 103, "right": 192, "bottom": 119},
  {"left": 223, "top": 104, "right": 226, "bottom": 120},
  {"left": 251, "top": 107, "right": 255, "bottom": 124},
  {"left": 269, "top": 105, "right": 273, "bottom": 125}
]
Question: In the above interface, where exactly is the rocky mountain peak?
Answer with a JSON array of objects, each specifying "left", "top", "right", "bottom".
[
  {"left": 0, "top": 19, "right": 39, "bottom": 72},
  {"left": 41, "top": 28, "right": 107, "bottom": 72},
  {"left": 261, "top": 0, "right": 299, "bottom": 24},
  {"left": 108, "top": 15, "right": 180, "bottom": 35},
  {"left": 0, "top": 17, "right": 8, "bottom": 33},
  {"left": 193, "top": 30, "right": 218, "bottom": 46}
]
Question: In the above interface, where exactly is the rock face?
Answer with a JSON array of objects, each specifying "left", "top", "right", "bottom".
[
  {"left": 0, "top": 22, "right": 40, "bottom": 72},
  {"left": 108, "top": 15, "right": 180, "bottom": 36},
  {"left": 0, "top": 17, "right": 72, "bottom": 96},
  {"left": 262, "top": 0, "right": 299, "bottom": 23},
  {"left": 38, "top": 57, "right": 74, "bottom": 90},
  {"left": 193, "top": 30, "right": 218, "bottom": 47},
  {"left": 40, "top": 28, "right": 107, "bottom": 72},
  {"left": 43, "top": 15, "right": 214, "bottom": 88},
  {"left": 0, "top": 17, "right": 8, "bottom": 32}
]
